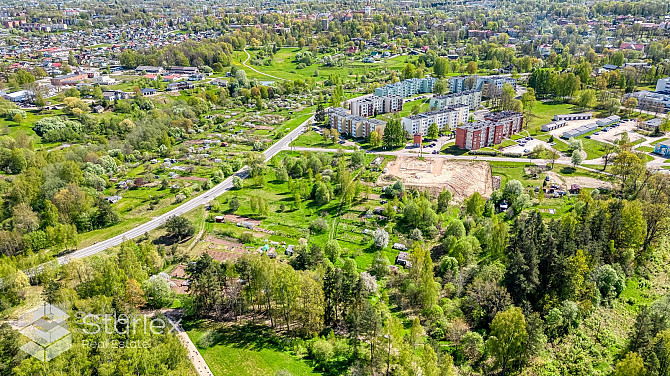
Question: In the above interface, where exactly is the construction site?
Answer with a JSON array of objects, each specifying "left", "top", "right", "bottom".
[{"left": 381, "top": 156, "right": 494, "bottom": 200}]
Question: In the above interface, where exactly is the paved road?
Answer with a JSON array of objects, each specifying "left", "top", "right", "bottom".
[
  {"left": 54, "top": 116, "right": 312, "bottom": 266},
  {"left": 291, "top": 146, "right": 597, "bottom": 165}
]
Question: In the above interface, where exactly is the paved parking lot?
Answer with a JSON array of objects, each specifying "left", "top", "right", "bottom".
[
  {"left": 547, "top": 118, "right": 595, "bottom": 138},
  {"left": 589, "top": 120, "right": 643, "bottom": 144},
  {"left": 503, "top": 138, "right": 553, "bottom": 154}
]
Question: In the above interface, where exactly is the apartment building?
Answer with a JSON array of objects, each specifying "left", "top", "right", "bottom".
[
  {"left": 374, "top": 77, "right": 437, "bottom": 98},
  {"left": 328, "top": 107, "right": 386, "bottom": 138},
  {"left": 476, "top": 76, "right": 518, "bottom": 97},
  {"left": 625, "top": 91, "right": 670, "bottom": 113},
  {"left": 401, "top": 104, "right": 469, "bottom": 136},
  {"left": 448, "top": 76, "right": 468, "bottom": 93},
  {"left": 447, "top": 76, "right": 516, "bottom": 95},
  {"left": 350, "top": 95, "right": 403, "bottom": 117},
  {"left": 429, "top": 90, "right": 482, "bottom": 111},
  {"left": 656, "top": 77, "right": 670, "bottom": 93},
  {"left": 455, "top": 111, "right": 523, "bottom": 150}
]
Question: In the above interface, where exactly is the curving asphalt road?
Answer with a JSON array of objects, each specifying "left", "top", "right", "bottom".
[{"left": 54, "top": 116, "right": 312, "bottom": 266}]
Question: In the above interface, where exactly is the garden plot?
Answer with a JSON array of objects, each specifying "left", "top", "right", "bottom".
[
  {"left": 200, "top": 235, "right": 251, "bottom": 262},
  {"left": 382, "top": 156, "right": 493, "bottom": 199},
  {"left": 545, "top": 170, "right": 612, "bottom": 189}
]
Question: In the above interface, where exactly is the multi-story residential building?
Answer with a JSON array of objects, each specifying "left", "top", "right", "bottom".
[
  {"left": 447, "top": 76, "right": 516, "bottom": 95},
  {"left": 401, "top": 104, "right": 469, "bottom": 136},
  {"left": 625, "top": 91, "right": 670, "bottom": 113},
  {"left": 656, "top": 77, "right": 670, "bottom": 93},
  {"left": 429, "top": 90, "right": 482, "bottom": 111},
  {"left": 350, "top": 95, "right": 403, "bottom": 117},
  {"left": 455, "top": 111, "right": 523, "bottom": 150},
  {"left": 328, "top": 107, "right": 386, "bottom": 138},
  {"left": 374, "top": 77, "right": 436, "bottom": 98},
  {"left": 448, "top": 76, "right": 468, "bottom": 93},
  {"left": 476, "top": 76, "right": 517, "bottom": 97}
]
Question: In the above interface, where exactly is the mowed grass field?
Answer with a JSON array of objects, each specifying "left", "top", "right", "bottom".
[
  {"left": 526, "top": 101, "right": 579, "bottom": 134},
  {"left": 231, "top": 47, "right": 408, "bottom": 83},
  {"left": 187, "top": 323, "right": 321, "bottom": 376}
]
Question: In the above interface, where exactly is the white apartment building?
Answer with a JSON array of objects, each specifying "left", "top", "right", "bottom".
[
  {"left": 350, "top": 95, "right": 403, "bottom": 117},
  {"left": 429, "top": 90, "right": 482, "bottom": 111},
  {"left": 401, "top": 104, "right": 469, "bottom": 136},
  {"left": 374, "top": 77, "right": 437, "bottom": 98},
  {"left": 656, "top": 77, "right": 670, "bottom": 93},
  {"left": 448, "top": 76, "right": 467, "bottom": 93}
]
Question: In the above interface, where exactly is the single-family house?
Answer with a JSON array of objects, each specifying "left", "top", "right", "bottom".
[{"left": 141, "top": 88, "right": 157, "bottom": 96}]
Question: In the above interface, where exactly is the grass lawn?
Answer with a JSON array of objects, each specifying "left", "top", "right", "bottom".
[
  {"left": 441, "top": 144, "right": 468, "bottom": 155},
  {"left": 550, "top": 130, "right": 610, "bottom": 160},
  {"left": 232, "top": 47, "right": 409, "bottom": 84},
  {"left": 186, "top": 322, "right": 321, "bottom": 376},
  {"left": 489, "top": 161, "right": 545, "bottom": 187},
  {"left": 290, "top": 130, "right": 356, "bottom": 149},
  {"left": 635, "top": 146, "right": 654, "bottom": 153},
  {"left": 526, "top": 101, "right": 579, "bottom": 134},
  {"left": 582, "top": 163, "right": 613, "bottom": 173}
]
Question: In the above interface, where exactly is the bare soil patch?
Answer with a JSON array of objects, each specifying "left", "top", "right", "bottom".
[
  {"left": 545, "top": 171, "right": 612, "bottom": 189},
  {"left": 381, "top": 156, "right": 493, "bottom": 199}
]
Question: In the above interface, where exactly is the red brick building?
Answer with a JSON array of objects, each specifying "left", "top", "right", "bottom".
[{"left": 455, "top": 111, "right": 523, "bottom": 150}]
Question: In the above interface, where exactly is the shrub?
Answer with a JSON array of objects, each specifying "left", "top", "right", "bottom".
[
  {"left": 309, "top": 217, "right": 329, "bottom": 234},
  {"left": 468, "top": 149, "right": 499, "bottom": 156}
]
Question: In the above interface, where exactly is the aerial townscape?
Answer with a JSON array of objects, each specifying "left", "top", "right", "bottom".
[{"left": 2, "top": 0, "right": 670, "bottom": 375}]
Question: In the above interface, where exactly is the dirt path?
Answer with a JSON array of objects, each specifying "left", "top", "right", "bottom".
[
  {"left": 242, "top": 48, "right": 286, "bottom": 81},
  {"left": 164, "top": 310, "right": 214, "bottom": 376},
  {"left": 185, "top": 208, "right": 207, "bottom": 256}
]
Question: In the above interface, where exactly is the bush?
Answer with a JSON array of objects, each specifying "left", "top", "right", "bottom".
[
  {"left": 468, "top": 149, "right": 499, "bottom": 156},
  {"left": 197, "top": 330, "right": 221, "bottom": 348},
  {"left": 310, "top": 339, "right": 334, "bottom": 363},
  {"left": 239, "top": 232, "right": 254, "bottom": 243},
  {"left": 309, "top": 217, "right": 329, "bottom": 234},
  {"left": 501, "top": 152, "right": 523, "bottom": 158}
]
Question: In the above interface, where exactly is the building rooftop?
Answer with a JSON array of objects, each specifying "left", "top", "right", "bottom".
[
  {"left": 433, "top": 90, "right": 480, "bottom": 99},
  {"left": 405, "top": 104, "right": 468, "bottom": 120}
]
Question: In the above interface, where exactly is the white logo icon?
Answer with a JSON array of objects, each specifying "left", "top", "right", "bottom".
[{"left": 17, "top": 303, "right": 71, "bottom": 362}]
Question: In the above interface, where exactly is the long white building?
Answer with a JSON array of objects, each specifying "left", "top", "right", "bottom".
[
  {"left": 447, "top": 75, "right": 517, "bottom": 95},
  {"left": 656, "top": 77, "right": 670, "bottom": 93},
  {"left": 401, "top": 104, "right": 469, "bottom": 136},
  {"left": 429, "top": 90, "right": 482, "bottom": 111},
  {"left": 374, "top": 77, "right": 437, "bottom": 98}
]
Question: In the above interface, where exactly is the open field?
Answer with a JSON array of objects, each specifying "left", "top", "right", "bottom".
[
  {"left": 526, "top": 101, "right": 579, "bottom": 133},
  {"left": 231, "top": 47, "right": 409, "bottom": 83},
  {"left": 187, "top": 323, "right": 321, "bottom": 376}
]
